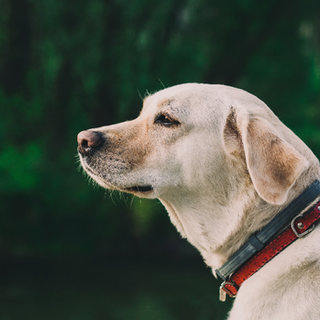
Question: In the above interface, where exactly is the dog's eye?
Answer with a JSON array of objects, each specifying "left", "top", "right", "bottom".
[{"left": 154, "top": 113, "right": 180, "bottom": 127}]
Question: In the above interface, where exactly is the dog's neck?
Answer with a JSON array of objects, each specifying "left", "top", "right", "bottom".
[
  {"left": 160, "top": 167, "right": 320, "bottom": 273},
  {"left": 160, "top": 191, "right": 283, "bottom": 271}
]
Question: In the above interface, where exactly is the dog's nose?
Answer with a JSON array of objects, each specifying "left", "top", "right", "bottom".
[{"left": 77, "top": 130, "right": 104, "bottom": 155}]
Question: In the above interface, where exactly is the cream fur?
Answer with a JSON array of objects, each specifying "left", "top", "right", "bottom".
[{"left": 78, "top": 83, "right": 320, "bottom": 319}]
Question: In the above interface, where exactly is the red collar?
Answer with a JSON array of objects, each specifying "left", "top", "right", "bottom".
[{"left": 218, "top": 198, "right": 320, "bottom": 302}]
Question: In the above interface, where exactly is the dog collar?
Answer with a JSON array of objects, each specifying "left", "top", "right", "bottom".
[{"left": 216, "top": 179, "right": 320, "bottom": 302}]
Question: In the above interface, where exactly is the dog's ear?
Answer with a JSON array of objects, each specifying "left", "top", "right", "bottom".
[{"left": 224, "top": 108, "right": 309, "bottom": 205}]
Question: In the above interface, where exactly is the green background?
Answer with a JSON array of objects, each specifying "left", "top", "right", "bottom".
[{"left": 1, "top": 0, "right": 320, "bottom": 319}]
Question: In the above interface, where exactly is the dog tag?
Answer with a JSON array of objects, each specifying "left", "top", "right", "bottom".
[{"left": 219, "top": 287, "right": 227, "bottom": 302}]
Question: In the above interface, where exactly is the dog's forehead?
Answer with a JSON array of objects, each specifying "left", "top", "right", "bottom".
[
  {"left": 143, "top": 84, "right": 195, "bottom": 111},
  {"left": 141, "top": 83, "right": 272, "bottom": 123},
  {"left": 142, "top": 84, "right": 223, "bottom": 117}
]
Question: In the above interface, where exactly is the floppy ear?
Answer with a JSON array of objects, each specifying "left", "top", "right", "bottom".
[{"left": 225, "top": 108, "right": 309, "bottom": 205}]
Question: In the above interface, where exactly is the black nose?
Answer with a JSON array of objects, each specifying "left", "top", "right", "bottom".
[{"left": 77, "top": 130, "right": 104, "bottom": 155}]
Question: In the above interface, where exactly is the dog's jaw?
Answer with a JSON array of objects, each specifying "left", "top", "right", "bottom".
[{"left": 80, "top": 158, "right": 157, "bottom": 197}]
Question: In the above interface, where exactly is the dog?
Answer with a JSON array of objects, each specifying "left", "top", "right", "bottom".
[{"left": 77, "top": 83, "right": 320, "bottom": 319}]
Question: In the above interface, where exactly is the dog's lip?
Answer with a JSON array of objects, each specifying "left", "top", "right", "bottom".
[{"left": 124, "top": 185, "right": 153, "bottom": 193}]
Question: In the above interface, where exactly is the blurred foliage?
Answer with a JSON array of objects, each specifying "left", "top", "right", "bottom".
[
  {"left": 0, "top": 258, "right": 232, "bottom": 320},
  {"left": 0, "top": 0, "right": 320, "bottom": 262}
]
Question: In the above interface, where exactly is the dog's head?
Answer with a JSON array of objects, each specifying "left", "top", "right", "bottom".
[
  {"left": 78, "top": 83, "right": 310, "bottom": 203},
  {"left": 78, "top": 83, "right": 318, "bottom": 269},
  {"left": 78, "top": 84, "right": 230, "bottom": 199}
]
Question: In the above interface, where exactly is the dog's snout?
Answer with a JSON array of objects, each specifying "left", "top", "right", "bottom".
[{"left": 77, "top": 130, "right": 104, "bottom": 155}]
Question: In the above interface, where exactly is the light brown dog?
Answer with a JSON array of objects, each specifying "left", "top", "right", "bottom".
[{"left": 78, "top": 84, "right": 320, "bottom": 319}]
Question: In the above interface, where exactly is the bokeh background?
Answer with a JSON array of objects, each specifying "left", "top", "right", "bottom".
[{"left": 1, "top": 0, "right": 320, "bottom": 319}]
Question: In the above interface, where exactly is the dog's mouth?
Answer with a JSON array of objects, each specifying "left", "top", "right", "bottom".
[
  {"left": 125, "top": 185, "right": 153, "bottom": 193},
  {"left": 79, "top": 156, "right": 154, "bottom": 194}
]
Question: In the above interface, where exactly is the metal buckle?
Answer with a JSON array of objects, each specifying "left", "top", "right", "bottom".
[
  {"left": 291, "top": 214, "right": 315, "bottom": 238},
  {"left": 219, "top": 281, "right": 237, "bottom": 301}
]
